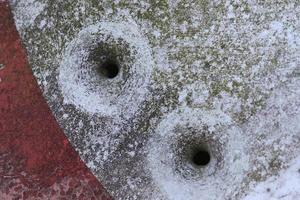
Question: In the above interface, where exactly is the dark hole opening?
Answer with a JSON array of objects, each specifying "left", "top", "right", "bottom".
[
  {"left": 192, "top": 149, "right": 211, "bottom": 166},
  {"left": 98, "top": 60, "right": 120, "bottom": 79}
]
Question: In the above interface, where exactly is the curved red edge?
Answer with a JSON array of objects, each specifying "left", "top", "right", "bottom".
[{"left": 0, "top": 2, "right": 112, "bottom": 199}]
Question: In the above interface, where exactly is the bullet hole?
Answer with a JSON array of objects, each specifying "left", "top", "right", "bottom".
[
  {"left": 171, "top": 129, "right": 225, "bottom": 179},
  {"left": 98, "top": 60, "right": 120, "bottom": 79},
  {"left": 192, "top": 149, "right": 211, "bottom": 166}
]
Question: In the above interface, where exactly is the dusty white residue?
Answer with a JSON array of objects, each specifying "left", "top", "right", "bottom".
[
  {"left": 178, "top": 82, "right": 210, "bottom": 107},
  {"left": 244, "top": 156, "right": 300, "bottom": 200},
  {"left": 147, "top": 108, "right": 249, "bottom": 200},
  {"left": 0, "top": 173, "right": 109, "bottom": 200},
  {"left": 59, "top": 21, "right": 153, "bottom": 118},
  {"left": 10, "top": 0, "right": 45, "bottom": 30}
]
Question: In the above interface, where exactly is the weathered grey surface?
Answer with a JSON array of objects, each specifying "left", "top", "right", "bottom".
[{"left": 11, "top": 1, "right": 300, "bottom": 199}]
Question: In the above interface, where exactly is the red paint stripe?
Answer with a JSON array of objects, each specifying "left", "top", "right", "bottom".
[{"left": 0, "top": 2, "right": 112, "bottom": 199}]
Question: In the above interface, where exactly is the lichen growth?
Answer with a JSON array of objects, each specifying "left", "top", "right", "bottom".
[{"left": 11, "top": 0, "right": 300, "bottom": 199}]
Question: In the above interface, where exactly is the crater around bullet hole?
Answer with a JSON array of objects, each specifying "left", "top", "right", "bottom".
[
  {"left": 192, "top": 149, "right": 211, "bottom": 166},
  {"left": 98, "top": 60, "right": 120, "bottom": 79}
]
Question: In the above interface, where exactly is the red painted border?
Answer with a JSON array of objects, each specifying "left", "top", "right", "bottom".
[{"left": 0, "top": 2, "right": 112, "bottom": 199}]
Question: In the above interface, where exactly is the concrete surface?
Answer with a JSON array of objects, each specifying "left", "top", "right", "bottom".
[{"left": 9, "top": 0, "right": 300, "bottom": 199}]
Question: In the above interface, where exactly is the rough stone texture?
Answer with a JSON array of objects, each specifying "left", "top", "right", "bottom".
[
  {"left": 9, "top": 0, "right": 300, "bottom": 200},
  {"left": 0, "top": 2, "right": 112, "bottom": 199}
]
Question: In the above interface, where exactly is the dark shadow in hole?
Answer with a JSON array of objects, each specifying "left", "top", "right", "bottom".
[
  {"left": 192, "top": 149, "right": 211, "bottom": 166},
  {"left": 98, "top": 60, "right": 120, "bottom": 79}
]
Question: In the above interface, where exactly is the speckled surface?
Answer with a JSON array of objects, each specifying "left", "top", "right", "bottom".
[
  {"left": 0, "top": 2, "right": 112, "bottom": 199},
  {"left": 9, "top": 0, "right": 300, "bottom": 200}
]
